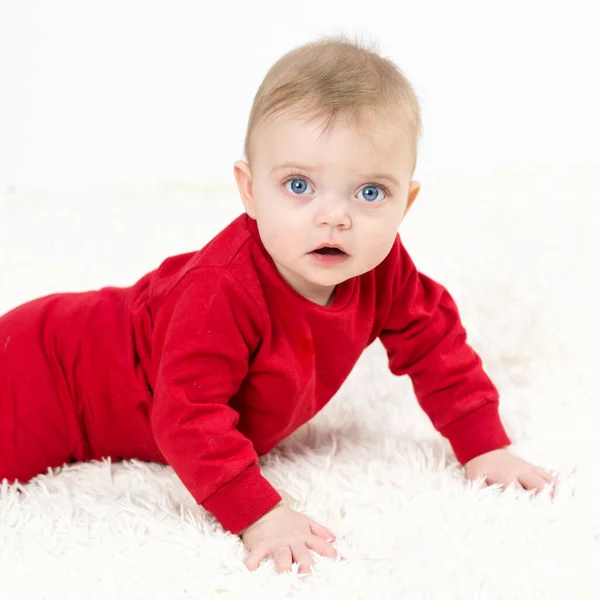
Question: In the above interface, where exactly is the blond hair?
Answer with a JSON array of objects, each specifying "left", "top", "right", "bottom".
[{"left": 243, "top": 34, "right": 423, "bottom": 175}]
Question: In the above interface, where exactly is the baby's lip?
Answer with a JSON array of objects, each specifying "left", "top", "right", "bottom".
[{"left": 309, "top": 241, "right": 349, "bottom": 254}]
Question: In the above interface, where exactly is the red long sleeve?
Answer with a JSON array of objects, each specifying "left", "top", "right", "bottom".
[
  {"left": 150, "top": 267, "right": 281, "bottom": 533},
  {"left": 378, "top": 241, "right": 511, "bottom": 464}
]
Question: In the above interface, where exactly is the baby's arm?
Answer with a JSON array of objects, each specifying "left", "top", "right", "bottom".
[
  {"left": 378, "top": 240, "right": 560, "bottom": 494},
  {"left": 378, "top": 240, "right": 511, "bottom": 465},
  {"left": 150, "top": 267, "right": 281, "bottom": 535}
]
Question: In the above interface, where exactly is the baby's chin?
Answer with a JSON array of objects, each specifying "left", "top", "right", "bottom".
[{"left": 299, "top": 264, "right": 360, "bottom": 288}]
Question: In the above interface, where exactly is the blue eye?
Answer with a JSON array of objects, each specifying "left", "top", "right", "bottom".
[
  {"left": 360, "top": 185, "right": 384, "bottom": 202},
  {"left": 282, "top": 176, "right": 388, "bottom": 202},
  {"left": 285, "top": 178, "right": 313, "bottom": 195}
]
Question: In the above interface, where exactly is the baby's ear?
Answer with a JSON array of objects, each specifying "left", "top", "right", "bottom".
[
  {"left": 233, "top": 160, "right": 256, "bottom": 218},
  {"left": 404, "top": 180, "right": 421, "bottom": 215}
]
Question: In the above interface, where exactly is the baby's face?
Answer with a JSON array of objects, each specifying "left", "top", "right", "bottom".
[{"left": 235, "top": 111, "right": 420, "bottom": 305}]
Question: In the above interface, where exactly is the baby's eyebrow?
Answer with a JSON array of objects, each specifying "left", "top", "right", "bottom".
[
  {"left": 270, "top": 162, "right": 318, "bottom": 174},
  {"left": 270, "top": 163, "right": 399, "bottom": 187}
]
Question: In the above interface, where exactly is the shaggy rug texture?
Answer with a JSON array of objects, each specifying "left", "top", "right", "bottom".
[{"left": 0, "top": 167, "right": 598, "bottom": 599}]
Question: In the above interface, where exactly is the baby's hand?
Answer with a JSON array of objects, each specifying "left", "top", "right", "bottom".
[
  {"left": 465, "top": 448, "right": 558, "bottom": 495},
  {"left": 240, "top": 503, "right": 339, "bottom": 576}
]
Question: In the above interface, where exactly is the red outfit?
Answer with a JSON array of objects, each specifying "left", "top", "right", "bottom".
[{"left": 0, "top": 213, "right": 510, "bottom": 533}]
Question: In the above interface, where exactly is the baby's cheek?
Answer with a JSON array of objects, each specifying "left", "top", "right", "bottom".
[
  {"left": 370, "top": 234, "right": 397, "bottom": 264},
  {"left": 263, "top": 221, "right": 284, "bottom": 247}
]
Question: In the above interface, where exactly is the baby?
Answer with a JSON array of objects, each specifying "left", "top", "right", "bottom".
[{"left": 0, "top": 36, "right": 558, "bottom": 576}]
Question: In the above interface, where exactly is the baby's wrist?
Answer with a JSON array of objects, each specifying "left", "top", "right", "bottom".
[{"left": 239, "top": 501, "right": 284, "bottom": 536}]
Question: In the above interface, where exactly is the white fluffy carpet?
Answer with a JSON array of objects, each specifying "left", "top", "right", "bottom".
[{"left": 1, "top": 167, "right": 599, "bottom": 599}]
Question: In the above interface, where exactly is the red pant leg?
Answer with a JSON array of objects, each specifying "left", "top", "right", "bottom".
[{"left": 0, "top": 301, "right": 88, "bottom": 484}]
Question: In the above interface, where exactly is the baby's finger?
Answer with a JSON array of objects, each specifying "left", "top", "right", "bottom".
[
  {"left": 490, "top": 477, "right": 523, "bottom": 490},
  {"left": 290, "top": 543, "right": 314, "bottom": 576},
  {"left": 273, "top": 546, "right": 293, "bottom": 574},
  {"left": 245, "top": 546, "right": 269, "bottom": 571},
  {"left": 531, "top": 466, "right": 558, "bottom": 485},
  {"left": 518, "top": 471, "right": 549, "bottom": 493},
  {"left": 309, "top": 521, "right": 336, "bottom": 542},
  {"left": 470, "top": 472, "right": 488, "bottom": 488},
  {"left": 306, "top": 535, "right": 339, "bottom": 560}
]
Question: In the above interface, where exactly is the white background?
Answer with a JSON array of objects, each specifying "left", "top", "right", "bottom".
[{"left": 1, "top": 0, "right": 598, "bottom": 186}]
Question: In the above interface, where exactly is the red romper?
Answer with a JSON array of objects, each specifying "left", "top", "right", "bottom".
[{"left": 0, "top": 213, "right": 510, "bottom": 534}]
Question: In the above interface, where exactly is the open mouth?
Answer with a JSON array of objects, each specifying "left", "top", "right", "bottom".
[
  {"left": 311, "top": 247, "right": 347, "bottom": 256},
  {"left": 308, "top": 246, "right": 350, "bottom": 264}
]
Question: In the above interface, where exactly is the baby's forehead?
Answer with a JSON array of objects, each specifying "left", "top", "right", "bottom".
[
  {"left": 279, "top": 129, "right": 406, "bottom": 159},
  {"left": 253, "top": 109, "right": 413, "bottom": 171}
]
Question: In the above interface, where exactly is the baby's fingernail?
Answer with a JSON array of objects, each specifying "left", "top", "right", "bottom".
[{"left": 326, "top": 537, "right": 335, "bottom": 543}]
